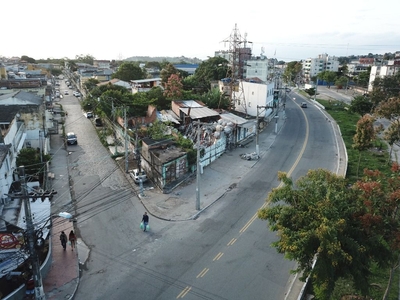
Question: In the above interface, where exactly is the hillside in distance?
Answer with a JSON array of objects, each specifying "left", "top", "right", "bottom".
[{"left": 125, "top": 56, "right": 203, "bottom": 64}]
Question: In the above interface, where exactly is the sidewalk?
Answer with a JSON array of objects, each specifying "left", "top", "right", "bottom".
[
  {"left": 42, "top": 125, "right": 80, "bottom": 300},
  {"left": 139, "top": 110, "right": 288, "bottom": 221}
]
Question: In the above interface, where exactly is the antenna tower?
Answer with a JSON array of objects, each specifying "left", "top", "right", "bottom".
[{"left": 221, "top": 24, "right": 250, "bottom": 113}]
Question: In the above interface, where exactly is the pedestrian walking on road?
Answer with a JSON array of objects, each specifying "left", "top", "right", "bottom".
[
  {"left": 60, "top": 231, "right": 67, "bottom": 250},
  {"left": 69, "top": 230, "right": 76, "bottom": 251},
  {"left": 142, "top": 212, "right": 149, "bottom": 232}
]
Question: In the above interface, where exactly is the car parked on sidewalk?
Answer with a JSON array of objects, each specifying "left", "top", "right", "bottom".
[{"left": 129, "top": 169, "right": 147, "bottom": 184}]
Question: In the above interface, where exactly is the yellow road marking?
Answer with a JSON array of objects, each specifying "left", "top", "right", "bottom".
[
  {"left": 238, "top": 105, "right": 309, "bottom": 234},
  {"left": 227, "top": 238, "right": 237, "bottom": 246},
  {"left": 213, "top": 252, "right": 224, "bottom": 261},
  {"left": 196, "top": 268, "right": 209, "bottom": 278},
  {"left": 176, "top": 286, "right": 191, "bottom": 298}
]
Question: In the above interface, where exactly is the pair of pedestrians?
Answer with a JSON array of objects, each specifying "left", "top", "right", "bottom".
[{"left": 60, "top": 230, "right": 76, "bottom": 250}]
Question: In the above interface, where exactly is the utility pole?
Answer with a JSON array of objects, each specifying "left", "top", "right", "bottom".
[
  {"left": 196, "top": 121, "right": 201, "bottom": 211},
  {"left": 314, "top": 77, "right": 318, "bottom": 101},
  {"left": 124, "top": 106, "right": 129, "bottom": 173},
  {"left": 19, "top": 166, "right": 46, "bottom": 300}
]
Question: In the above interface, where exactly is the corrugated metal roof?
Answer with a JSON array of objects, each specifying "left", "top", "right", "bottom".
[
  {"left": 131, "top": 78, "right": 161, "bottom": 84},
  {"left": 180, "top": 107, "right": 219, "bottom": 119},
  {"left": 219, "top": 112, "right": 250, "bottom": 125}
]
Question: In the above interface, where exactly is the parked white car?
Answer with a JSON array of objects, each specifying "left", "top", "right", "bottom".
[
  {"left": 129, "top": 169, "right": 147, "bottom": 184},
  {"left": 73, "top": 91, "right": 81, "bottom": 97}
]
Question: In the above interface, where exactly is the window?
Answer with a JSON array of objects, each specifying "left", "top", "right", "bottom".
[{"left": 248, "top": 102, "right": 251, "bottom": 107}]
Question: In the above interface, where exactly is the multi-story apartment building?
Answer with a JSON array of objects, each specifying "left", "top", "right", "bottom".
[
  {"left": 368, "top": 52, "right": 400, "bottom": 91},
  {"left": 244, "top": 56, "right": 270, "bottom": 83},
  {"left": 302, "top": 53, "right": 339, "bottom": 82}
]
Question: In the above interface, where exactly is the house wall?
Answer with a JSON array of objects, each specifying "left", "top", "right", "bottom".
[
  {"left": 200, "top": 134, "right": 226, "bottom": 168},
  {"left": 233, "top": 81, "right": 274, "bottom": 117},
  {"left": 0, "top": 148, "right": 13, "bottom": 202}
]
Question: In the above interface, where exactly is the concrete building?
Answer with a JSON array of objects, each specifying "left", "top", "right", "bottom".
[
  {"left": 228, "top": 80, "right": 275, "bottom": 118},
  {"left": 368, "top": 51, "right": 400, "bottom": 91},
  {"left": 302, "top": 53, "right": 339, "bottom": 82},
  {"left": 244, "top": 56, "right": 270, "bottom": 83}
]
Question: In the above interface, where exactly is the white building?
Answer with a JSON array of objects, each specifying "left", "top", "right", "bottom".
[
  {"left": 232, "top": 80, "right": 275, "bottom": 118},
  {"left": 302, "top": 53, "right": 339, "bottom": 82},
  {"left": 368, "top": 63, "right": 399, "bottom": 91},
  {"left": 244, "top": 57, "right": 269, "bottom": 82}
]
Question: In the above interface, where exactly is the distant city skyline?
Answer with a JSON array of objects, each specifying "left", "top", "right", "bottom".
[{"left": 2, "top": 0, "right": 400, "bottom": 62}]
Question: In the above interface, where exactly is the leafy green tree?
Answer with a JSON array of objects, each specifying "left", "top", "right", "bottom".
[
  {"left": 147, "top": 86, "right": 169, "bottom": 110},
  {"left": 75, "top": 54, "right": 95, "bottom": 65},
  {"left": 198, "top": 87, "right": 229, "bottom": 109},
  {"left": 16, "top": 148, "right": 42, "bottom": 180},
  {"left": 49, "top": 68, "right": 62, "bottom": 76},
  {"left": 258, "top": 169, "right": 371, "bottom": 299},
  {"left": 182, "top": 74, "right": 199, "bottom": 92},
  {"left": 369, "top": 72, "right": 400, "bottom": 107},
  {"left": 283, "top": 61, "right": 302, "bottom": 84},
  {"left": 352, "top": 114, "right": 376, "bottom": 178},
  {"left": 160, "top": 63, "right": 180, "bottom": 87},
  {"left": 375, "top": 96, "right": 400, "bottom": 161},
  {"left": 83, "top": 78, "right": 100, "bottom": 93},
  {"left": 318, "top": 71, "right": 337, "bottom": 88},
  {"left": 112, "top": 62, "right": 146, "bottom": 82},
  {"left": 192, "top": 57, "right": 228, "bottom": 92},
  {"left": 66, "top": 60, "right": 77, "bottom": 72},
  {"left": 335, "top": 76, "right": 348, "bottom": 89},
  {"left": 129, "top": 92, "right": 155, "bottom": 117},
  {"left": 145, "top": 61, "right": 161, "bottom": 69},
  {"left": 349, "top": 95, "right": 373, "bottom": 116},
  {"left": 21, "top": 55, "right": 36, "bottom": 63},
  {"left": 356, "top": 70, "right": 370, "bottom": 88}
]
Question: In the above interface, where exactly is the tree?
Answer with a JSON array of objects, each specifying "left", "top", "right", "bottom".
[
  {"left": 160, "top": 63, "right": 180, "bottom": 87},
  {"left": 21, "top": 55, "right": 36, "bottom": 63},
  {"left": 75, "top": 54, "right": 95, "bottom": 65},
  {"left": 283, "top": 61, "right": 302, "bottom": 84},
  {"left": 258, "top": 169, "right": 372, "bottom": 299},
  {"left": 369, "top": 72, "right": 400, "bottom": 107},
  {"left": 352, "top": 166, "right": 400, "bottom": 299},
  {"left": 352, "top": 114, "right": 376, "bottom": 178},
  {"left": 16, "top": 148, "right": 43, "bottom": 182},
  {"left": 356, "top": 70, "right": 370, "bottom": 88},
  {"left": 375, "top": 96, "right": 400, "bottom": 160},
  {"left": 83, "top": 78, "right": 100, "bottom": 93},
  {"left": 198, "top": 87, "right": 229, "bottom": 109},
  {"left": 349, "top": 95, "right": 373, "bottom": 116},
  {"left": 147, "top": 86, "right": 169, "bottom": 110},
  {"left": 335, "top": 76, "right": 348, "bottom": 89},
  {"left": 164, "top": 74, "right": 183, "bottom": 100},
  {"left": 192, "top": 57, "right": 228, "bottom": 92},
  {"left": 259, "top": 167, "right": 400, "bottom": 298},
  {"left": 112, "top": 62, "right": 145, "bottom": 82},
  {"left": 318, "top": 71, "right": 337, "bottom": 88}
]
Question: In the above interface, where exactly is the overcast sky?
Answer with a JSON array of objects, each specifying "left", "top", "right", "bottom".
[{"left": 2, "top": 0, "right": 400, "bottom": 62}]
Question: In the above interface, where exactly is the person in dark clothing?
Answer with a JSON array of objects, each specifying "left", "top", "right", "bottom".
[
  {"left": 69, "top": 230, "right": 76, "bottom": 251},
  {"left": 60, "top": 231, "right": 67, "bottom": 250},
  {"left": 142, "top": 212, "right": 149, "bottom": 232}
]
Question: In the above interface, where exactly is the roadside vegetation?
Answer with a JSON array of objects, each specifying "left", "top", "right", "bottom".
[{"left": 259, "top": 72, "right": 400, "bottom": 300}]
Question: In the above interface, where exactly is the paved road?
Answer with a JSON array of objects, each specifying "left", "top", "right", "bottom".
[{"left": 61, "top": 86, "right": 343, "bottom": 299}]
